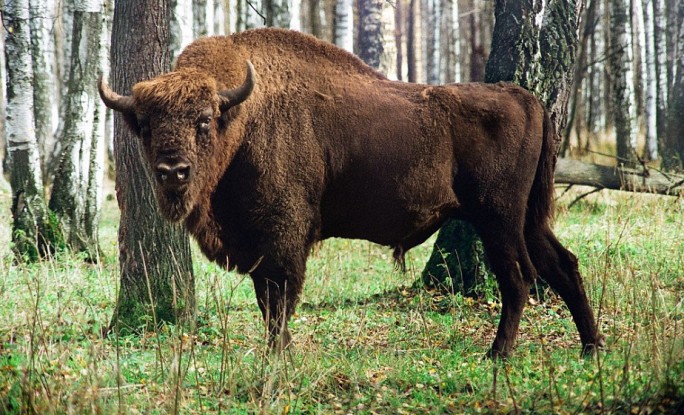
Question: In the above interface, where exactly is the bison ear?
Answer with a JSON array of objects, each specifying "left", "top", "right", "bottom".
[{"left": 218, "top": 61, "right": 256, "bottom": 114}]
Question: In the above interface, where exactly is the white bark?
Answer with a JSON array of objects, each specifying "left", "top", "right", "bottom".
[
  {"left": 171, "top": 0, "right": 195, "bottom": 62},
  {"left": 379, "top": 1, "right": 397, "bottom": 79},
  {"left": 267, "top": 0, "right": 291, "bottom": 27},
  {"left": 653, "top": 0, "right": 669, "bottom": 142},
  {"left": 290, "top": 0, "right": 301, "bottom": 30},
  {"left": 334, "top": 0, "right": 354, "bottom": 52},
  {"left": 358, "top": 0, "right": 384, "bottom": 69},
  {"left": 610, "top": 0, "right": 638, "bottom": 164},
  {"left": 4, "top": 0, "right": 43, "bottom": 192},
  {"left": 443, "top": 0, "right": 460, "bottom": 83},
  {"left": 214, "top": 0, "right": 225, "bottom": 34},
  {"left": 426, "top": 0, "right": 441, "bottom": 84},
  {"left": 49, "top": 0, "right": 106, "bottom": 252},
  {"left": 29, "top": 0, "right": 58, "bottom": 173},
  {"left": 245, "top": 0, "right": 265, "bottom": 29}
]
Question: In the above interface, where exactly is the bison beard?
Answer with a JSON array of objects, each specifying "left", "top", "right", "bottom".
[{"left": 99, "top": 28, "right": 604, "bottom": 358}]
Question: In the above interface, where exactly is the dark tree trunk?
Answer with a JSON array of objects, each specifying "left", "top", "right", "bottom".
[
  {"left": 661, "top": 0, "right": 684, "bottom": 171},
  {"left": 422, "top": 0, "right": 584, "bottom": 294},
  {"left": 357, "top": 0, "right": 384, "bottom": 69},
  {"left": 407, "top": 0, "right": 417, "bottom": 82},
  {"left": 108, "top": 0, "right": 195, "bottom": 332}
]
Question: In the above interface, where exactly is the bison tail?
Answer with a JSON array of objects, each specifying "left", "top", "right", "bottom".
[{"left": 527, "top": 107, "right": 556, "bottom": 229}]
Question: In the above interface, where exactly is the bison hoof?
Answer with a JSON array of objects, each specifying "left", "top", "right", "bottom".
[
  {"left": 268, "top": 329, "right": 292, "bottom": 353},
  {"left": 581, "top": 334, "right": 606, "bottom": 358},
  {"left": 485, "top": 347, "right": 510, "bottom": 360}
]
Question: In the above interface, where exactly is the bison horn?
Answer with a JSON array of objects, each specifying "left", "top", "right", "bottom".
[
  {"left": 219, "top": 61, "right": 256, "bottom": 112},
  {"left": 98, "top": 76, "right": 135, "bottom": 113}
]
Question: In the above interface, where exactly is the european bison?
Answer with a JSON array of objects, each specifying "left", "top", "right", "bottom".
[{"left": 99, "top": 28, "right": 603, "bottom": 358}]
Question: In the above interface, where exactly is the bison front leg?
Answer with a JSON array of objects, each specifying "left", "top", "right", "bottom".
[{"left": 250, "top": 258, "right": 304, "bottom": 352}]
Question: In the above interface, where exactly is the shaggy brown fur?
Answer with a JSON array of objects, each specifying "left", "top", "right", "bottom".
[{"left": 100, "top": 28, "right": 603, "bottom": 357}]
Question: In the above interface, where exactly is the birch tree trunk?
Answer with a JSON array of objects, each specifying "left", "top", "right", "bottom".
[
  {"left": 109, "top": 0, "right": 195, "bottom": 332},
  {"left": 290, "top": 0, "right": 301, "bottom": 30},
  {"left": 3, "top": 0, "right": 62, "bottom": 260},
  {"left": 653, "top": 0, "right": 669, "bottom": 151},
  {"left": 265, "top": 0, "right": 291, "bottom": 27},
  {"left": 334, "top": 0, "right": 354, "bottom": 52},
  {"left": 609, "top": 0, "right": 638, "bottom": 166},
  {"left": 194, "top": 0, "right": 210, "bottom": 37},
  {"left": 170, "top": 0, "right": 195, "bottom": 63},
  {"left": 442, "top": 0, "right": 460, "bottom": 83},
  {"left": 425, "top": 0, "right": 441, "bottom": 84},
  {"left": 357, "top": 0, "right": 384, "bottom": 70},
  {"left": 29, "top": 0, "right": 58, "bottom": 179},
  {"left": 245, "top": 0, "right": 265, "bottom": 29},
  {"left": 48, "top": 0, "right": 106, "bottom": 258},
  {"left": 422, "top": 0, "right": 585, "bottom": 293}
]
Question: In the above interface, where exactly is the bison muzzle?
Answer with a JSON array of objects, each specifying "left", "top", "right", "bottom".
[{"left": 99, "top": 28, "right": 604, "bottom": 358}]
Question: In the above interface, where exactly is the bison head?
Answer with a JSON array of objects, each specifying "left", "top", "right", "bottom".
[{"left": 98, "top": 62, "right": 255, "bottom": 222}]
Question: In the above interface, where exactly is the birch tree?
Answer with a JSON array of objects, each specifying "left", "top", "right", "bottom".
[
  {"left": 653, "top": 0, "right": 669, "bottom": 148},
  {"left": 609, "top": 0, "right": 638, "bottom": 166},
  {"left": 3, "top": 0, "right": 61, "bottom": 260},
  {"left": 334, "top": 0, "right": 354, "bottom": 52},
  {"left": 357, "top": 0, "right": 384, "bottom": 69},
  {"left": 170, "top": 0, "right": 194, "bottom": 63},
  {"left": 48, "top": 0, "right": 107, "bottom": 258},
  {"left": 29, "top": 0, "right": 58, "bottom": 178},
  {"left": 265, "top": 0, "right": 291, "bottom": 27}
]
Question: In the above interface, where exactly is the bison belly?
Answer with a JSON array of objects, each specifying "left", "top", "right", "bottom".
[{"left": 319, "top": 172, "right": 458, "bottom": 249}]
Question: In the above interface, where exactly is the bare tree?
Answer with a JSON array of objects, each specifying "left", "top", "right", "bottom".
[
  {"left": 265, "top": 0, "right": 291, "bottom": 27},
  {"left": 641, "top": 0, "right": 658, "bottom": 160}
]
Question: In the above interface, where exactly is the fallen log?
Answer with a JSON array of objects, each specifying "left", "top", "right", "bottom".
[{"left": 554, "top": 158, "right": 684, "bottom": 196}]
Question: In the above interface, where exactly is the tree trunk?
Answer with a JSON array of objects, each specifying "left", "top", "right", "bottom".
[
  {"left": 194, "top": 0, "right": 209, "bottom": 37},
  {"left": 357, "top": 0, "right": 384, "bottom": 69},
  {"left": 29, "top": 0, "right": 57, "bottom": 181},
  {"left": 609, "top": 0, "right": 638, "bottom": 166},
  {"left": 265, "top": 0, "right": 291, "bottom": 27},
  {"left": 555, "top": 158, "right": 684, "bottom": 195},
  {"left": 425, "top": 0, "right": 441, "bottom": 84},
  {"left": 3, "top": 0, "right": 62, "bottom": 261},
  {"left": 407, "top": 0, "right": 418, "bottom": 82},
  {"left": 245, "top": 0, "right": 264, "bottom": 29},
  {"left": 422, "top": 0, "right": 584, "bottom": 293},
  {"left": 49, "top": 0, "right": 107, "bottom": 259},
  {"left": 109, "top": 0, "right": 195, "bottom": 332},
  {"left": 641, "top": 0, "right": 658, "bottom": 160},
  {"left": 653, "top": 0, "right": 668, "bottom": 148},
  {"left": 333, "top": 0, "right": 353, "bottom": 51},
  {"left": 662, "top": 0, "right": 684, "bottom": 171}
]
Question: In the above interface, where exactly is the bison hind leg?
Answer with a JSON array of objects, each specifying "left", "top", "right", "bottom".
[{"left": 524, "top": 224, "right": 604, "bottom": 356}]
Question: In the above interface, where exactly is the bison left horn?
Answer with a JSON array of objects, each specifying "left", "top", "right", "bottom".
[
  {"left": 219, "top": 61, "right": 256, "bottom": 112},
  {"left": 98, "top": 75, "right": 135, "bottom": 114}
]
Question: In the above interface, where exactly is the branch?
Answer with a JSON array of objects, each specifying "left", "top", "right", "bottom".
[{"left": 554, "top": 159, "right": 684, "bottom": 197}]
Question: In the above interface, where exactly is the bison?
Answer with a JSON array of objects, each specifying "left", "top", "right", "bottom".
[{"left": 99, "top": 28, "right": 603, "bottom": 358}]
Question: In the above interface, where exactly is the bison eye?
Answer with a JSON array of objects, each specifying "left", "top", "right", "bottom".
[{"left": 198, "top": 116, "right": 212, "bottom": 134}]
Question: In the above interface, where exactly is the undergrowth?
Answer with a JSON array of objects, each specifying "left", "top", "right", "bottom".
[{"left": 0, "top": 183, "right": 682, "bottom": 414}]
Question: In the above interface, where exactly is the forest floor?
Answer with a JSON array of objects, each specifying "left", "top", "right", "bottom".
[{"left": 0, "top": 180, "right": 682, "bottom": 414}]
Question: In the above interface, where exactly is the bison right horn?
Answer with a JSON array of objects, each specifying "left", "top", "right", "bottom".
[
  {"left": 98, "top": 75, "right": 135, "bottom": 114},
  {"left": 219, "top": 61, "right": 256, "bottom": 112}
]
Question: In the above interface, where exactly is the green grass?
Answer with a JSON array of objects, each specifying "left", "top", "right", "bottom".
[{"left": 0, "top": 182, "right": 682, "bottom": 414}]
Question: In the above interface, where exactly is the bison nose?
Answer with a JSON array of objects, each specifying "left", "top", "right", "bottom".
[{"left": 155, "top": 161, "right": 192, "bottom": 188}]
